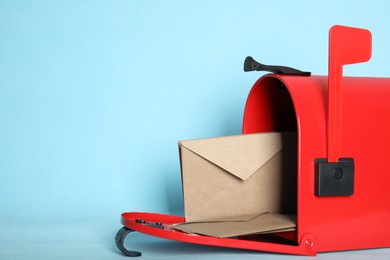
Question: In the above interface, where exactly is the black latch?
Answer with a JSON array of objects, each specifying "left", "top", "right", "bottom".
[
  {"left": 315, "top": 158, "right": 354, "bottom": 196},
  {"left": 244, "top": 56, "right": 311, "bottom": 76}
]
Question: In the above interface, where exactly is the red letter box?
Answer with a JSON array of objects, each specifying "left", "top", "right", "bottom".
[{"left": 116, "top": 25, "right": 390, "bottom": 256}]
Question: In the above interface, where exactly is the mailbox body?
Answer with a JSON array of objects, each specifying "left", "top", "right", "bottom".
[{"left": 243, "top": 74, "right": 390, "bottom": 252}]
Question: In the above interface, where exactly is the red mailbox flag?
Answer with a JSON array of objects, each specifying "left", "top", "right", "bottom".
[{"left": 328, "top": 25, "right": 372, "bottom": 162}]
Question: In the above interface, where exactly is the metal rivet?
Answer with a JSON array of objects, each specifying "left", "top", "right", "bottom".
[
  {"left": 332, "top": 168, "right": 344, "bottom": 180},
  {"left": 305, "top": 238, "right": 314, "bottom": 247}
]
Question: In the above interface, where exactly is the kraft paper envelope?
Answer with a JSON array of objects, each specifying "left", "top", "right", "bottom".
[
  {"left": 171, "top": 213, "right": 296, "bottom": 238},
  {"left": 178, "top": 132, "right": 297, "bottom": 223}
]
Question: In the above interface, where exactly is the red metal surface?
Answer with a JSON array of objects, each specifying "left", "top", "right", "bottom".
[
  {"left": 121, "top": 212, "right": 317, "bottom": 256},
  {"left": 243, "top": 74, "right": 390, "bottom": 252}
]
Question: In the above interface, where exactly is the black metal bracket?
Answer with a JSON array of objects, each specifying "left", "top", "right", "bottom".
[
  {"left": 115, "top": 227, "right": 142, "bottom": 257},
  {"left": 136, "top": 218, "right": 164, "bottom": 229},
  {"left": 315, "top": 158, "right": 355, "bottom": 196},
  {"left": 244, "top": 56, "right": 311, "bottom": 75}
]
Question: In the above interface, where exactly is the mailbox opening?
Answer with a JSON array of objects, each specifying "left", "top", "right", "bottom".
[
  {"left": 243, "top": 76, "right": 298, "bottom": 244},
  {"left": 243, "top": 77, "right": 298, "bottom": 133}
]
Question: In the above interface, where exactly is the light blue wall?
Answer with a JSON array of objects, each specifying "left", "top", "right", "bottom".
[{"left": 1, "top": 0, "right": 390, "bottom": 222}]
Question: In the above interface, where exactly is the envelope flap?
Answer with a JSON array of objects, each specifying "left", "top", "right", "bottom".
[{"left": 179, "top": 132, "right": 294, "bottom": 181}]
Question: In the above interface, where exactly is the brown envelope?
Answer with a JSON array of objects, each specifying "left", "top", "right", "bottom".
[
  {"left": 178, "top": 132, "right": 297, "bottom": 223},
  {"left": 171, "top": 213, "right": 296, "bottom": 238}
]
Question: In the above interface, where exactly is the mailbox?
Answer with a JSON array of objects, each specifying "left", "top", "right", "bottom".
[{"left": 115, "top": 25, "right": 390, "bottom": 256}]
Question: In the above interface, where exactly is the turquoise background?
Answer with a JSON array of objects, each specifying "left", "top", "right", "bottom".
[{"left": 1, "top": 1, "right": 390, "bottom": 259}]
